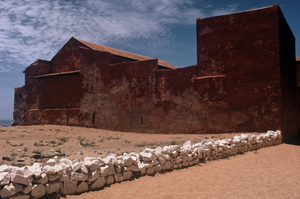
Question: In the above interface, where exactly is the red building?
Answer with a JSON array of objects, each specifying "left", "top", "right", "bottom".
[{"left": 13, "top": 5, "right": 298, "bottom": 141}]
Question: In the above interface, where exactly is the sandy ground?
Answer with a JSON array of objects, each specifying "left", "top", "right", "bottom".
[
  {"left": 67, "top": 143, "right": 300, "bottom": 199},
  {"left": 1, "top": 125, "right": 299, "bottom": 198},
  {"left": 0, "top": 125, "right": 252, "bottom": 166}
]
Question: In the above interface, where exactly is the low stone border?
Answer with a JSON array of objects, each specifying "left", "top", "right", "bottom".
[{"left": 0, "top": 130, "right": 282, "bottom": 198}]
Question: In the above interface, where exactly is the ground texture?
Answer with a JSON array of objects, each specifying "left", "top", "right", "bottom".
[{"left": 0, "top": 125, "right": 299, "bottom": 198}]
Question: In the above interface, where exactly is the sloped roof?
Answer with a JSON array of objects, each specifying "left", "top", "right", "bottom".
[
  {"left": 75, "top": 37, "right": 176, "bottom": 69},
  {"left": 296, "top": 57, "right": 300, "bottom": 62}
]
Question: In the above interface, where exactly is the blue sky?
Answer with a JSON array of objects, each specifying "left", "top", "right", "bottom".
[{"left": 0, "top": 0, "right": 299, "bottom": 120}]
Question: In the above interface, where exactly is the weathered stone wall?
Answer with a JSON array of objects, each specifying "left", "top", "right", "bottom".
[
  {"left": 13, "top": 5, "right": 298, "bottom": 141},
  {"left": 0, "top": 131, "right": 282, "bottom": 198},
  {"left": 197, "top": 5, "right": 297, "bottom": 140}
]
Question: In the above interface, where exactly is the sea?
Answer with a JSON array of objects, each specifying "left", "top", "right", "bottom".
[{"left": 0, "top": 120, "right": 11, "bottom": 127}]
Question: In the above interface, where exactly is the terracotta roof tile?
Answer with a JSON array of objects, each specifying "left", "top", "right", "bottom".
[{"left": 75, "top": 37, "right": 176, "bottom": 69}]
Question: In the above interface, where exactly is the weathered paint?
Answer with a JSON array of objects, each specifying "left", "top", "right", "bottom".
[{"left": 13, "top": 5, "right": 298, "bottom": 142}]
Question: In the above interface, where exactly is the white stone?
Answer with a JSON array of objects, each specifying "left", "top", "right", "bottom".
[
  {"left": 180, "top": 141, "right": 192, "bottom": 154},
  {"left": 139, "top": 152, "right": 153, "bottom": 163},
  {"left": 42, "top": 164, "right": 64, "bottom": 175},
  {"left": 123, "top": 156, "right": 133, "bottom": 167},
  {"left": 72, "top": 162, "right": 82, "bottom": 172},
  {"left": 23, "top": 166, "right": 34, "bottom": 178},
  {"left": 10, "top": 173, "right": 31, "bottom": 185},
  {"left": 88, "top": 170, "right": 99, "bottom": 182},
  {"left": 31, "top": 184, "right": 45, "bottom": 198},
  {"left": 89, "top": 177, "right": 105, "bottom": 190},
  {"left": 45, "top": 180, "right": 60, "bottom": 194},
  {"left": 0, "top": 183, "right": 22, "bottom": 198},
  {"left": 169, "top": 145, "right": 179, "bottom": 152},
  {"left": 142, "top": 148, "right": 156, "bottom": 154},
  {"left": 28, "top": 163, "right": 42, "bottom": 178},
  {"left": 162, "top": 146, "right": 171, "bottom": 154},
  {"left": 80, "top": 164, "right": 89, "bottom": 175},
  {"left": 103, "top": 156, "right": 118, "bottom": 165},
  {"left": 59, "top": 158, "right": 73, "bottom": 167},
  {"left": 137, "top": 162, "right": 147, "bottom": 176},
  {"left": 130, "top": 156, "right": 138, "bottom": 165},
  {"left": 71, "top": 171, "right": 88, "bottom": 181},
  {"left": 0, "top": 165, "right": 10, "bottom": 172},
  {"left": 59, "top": 162, "right": 71, "bottom": 170},
  {"left": 10, "top": 166, "right": 24, "bottom": 175},
  {"left": 89, "top": 160, "right": 100, "bottom": 171},
  {"left": 0, "top": 172, "right": 10, "bottom": 186},
  {"left": 100, "top": 165, "right": 110, "bottom": 177},
  {"left": 46, "top": 159, "right": 56, "bottom": 166},
  {"left": 97, "top": 158, "right": 105, "bottom": 167},
  {"left": 76, "top": 181, "right": 89, "bottom": 194}
]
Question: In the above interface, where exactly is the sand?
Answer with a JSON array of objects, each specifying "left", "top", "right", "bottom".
[
  {"left": 67, "top": 143, "right": 300, "bottom": 199},
  {"left": 0, "top": 125, "right": 299, "bottom": 198}
]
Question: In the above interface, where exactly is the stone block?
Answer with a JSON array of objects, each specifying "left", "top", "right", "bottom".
[
  {"left": 122, "top": 171, "right": 132, "bottom": 181},
  {"left": 71, "top": 171, "right": 88, "bottom": 181},
  {"left": 31, "top": 184, "right": 45, "bottom": 198},
  {"left": 34, "top": 173, "right": 48, "bottom": 184},
  {"left": 45, "top": 180, "right": 60, "bottom": 194},
  {"left": 0, "top": 183, "right": 22, "bottom": 198},
  {"left": 88, "top": 170, "right": 99, "bottom": 182},
  {"left": 89, "top": 177, "right": 105, "bottom": 190},
  {"left": 146, "top": 167, "right": 155, "bottom": 176},
  {"left": 10, "top": 173, "right": 31, "bottom": 185},
  {"left": 0, "top": 165, "right": 10, "bottom": 172},
  {"left": 106, "top": 175, "right": 114, "bottom": 185},
  {"left": 0, "top": 172, "right": 10, "bottom": 186},
  {"left": 114, "top": 172, "right": 123, "bottom": 183},
  {"left": 61, "top": 180, "right": 78, "bottom": 195},
  {"left": 100, "top": 165, "right": 109, "bottom": 177},
  {"left": 72, "top": 162, "right": 82, "bottom": 172},
  {"left": 48, "top": 174, "right": 59, "bottom": 181},
  {"left": 22, "top": 183, "right": 33, "bottom": 195},
  {"left": 76, "top": 181, "right": 89, "bottom": 194}
]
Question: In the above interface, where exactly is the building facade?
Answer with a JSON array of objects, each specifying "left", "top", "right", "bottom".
[{"left": 13, "top": 5, "right": 298, "bottom": 141}]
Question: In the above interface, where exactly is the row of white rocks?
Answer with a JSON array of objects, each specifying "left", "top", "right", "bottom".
[{"left": 0, "top": 130, "right": 282, "bottom": 199}]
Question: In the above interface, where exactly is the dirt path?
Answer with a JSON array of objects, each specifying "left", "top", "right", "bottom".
[{"left": 66, "top": 143, "right": 300, "bottom": 199}]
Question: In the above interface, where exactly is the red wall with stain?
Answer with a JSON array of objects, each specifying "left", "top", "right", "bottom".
[{"left": 13, "top": 5, "right": 298, "bottom": 141}]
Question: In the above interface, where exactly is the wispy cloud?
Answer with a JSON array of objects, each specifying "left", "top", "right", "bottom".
[{"left": 0, "top": 0, "right": 238, "bottom": 72}]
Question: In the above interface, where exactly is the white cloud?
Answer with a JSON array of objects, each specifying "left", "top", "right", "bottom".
[{"left": 0, "top": 0, "right": 238, "bottom": 72}]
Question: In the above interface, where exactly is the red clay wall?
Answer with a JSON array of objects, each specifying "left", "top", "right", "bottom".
[
  {"left": 197, "top": 5, "right": 297, "bottom": 141},
  {"left": 13, "top": 5, "right": 298, "bottom": 141}
]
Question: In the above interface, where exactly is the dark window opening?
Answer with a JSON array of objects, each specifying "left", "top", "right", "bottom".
[
  {"left": 18, "top": 93, "right": 22, "bottom": 99},
  {"left": 92, "top": 111, "right": 96, "bottom": 124},
  {"left": 141, "top": 117, "right": 144, "bottom": 125}
]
